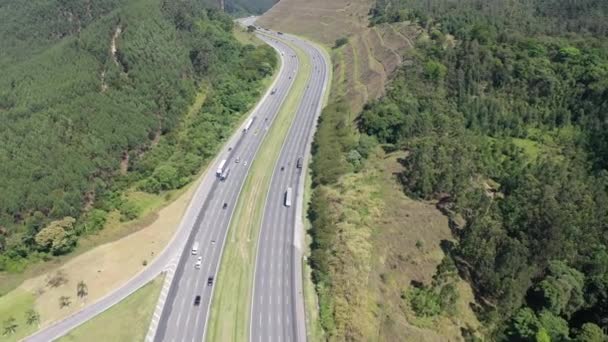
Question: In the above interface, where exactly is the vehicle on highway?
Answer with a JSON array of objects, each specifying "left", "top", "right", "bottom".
[
  {"left": 277, "top": 31, "right": 284, "bottom": 35},
  {"left": 195, "top": 256, "right": 202, "bottom": 269},
  {"left": 220, "top": 168, "right": 231, "bottom": 181},
  {"left": 207, "top": 276, "right": 214, "bottom": 286},
  {"left": 223, "top": 202, "right": 228, "bottom": 209},
  {"left": 285, "top": 187, "right": 292, "bottom": 207},
  {"left": 235, "top": 157, "right": 240, "bottom": 163},
  {"left": 243, "top": 117, "right": 255, "bottom": 133},
  {"left": 280, "top": 166, "right": 285, "bottom": 171},
  {"left": 271, "top": 88, "right": 277, "bottom": 95},
  {"left": 216, "top": 159, "right": 227, "bottom": 177},
  {"left": 192, "top": 241, "right": 199, "bottom": 255},
  {"left": 297, "top": 157, "right": 303, "bottom": 169},
  {"left": 244, "top": 161, "right": 248, "bottom": 166},
  {"left": 211, "top": 240, "right": 216, "bottom": 245},
  {"left": 194, "top": 295, "right": 201, "bottom": 306}
]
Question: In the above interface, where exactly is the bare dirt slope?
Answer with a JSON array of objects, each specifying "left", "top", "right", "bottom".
[{"left": 259, "top": 0, "right": 419, "bottom": 112}]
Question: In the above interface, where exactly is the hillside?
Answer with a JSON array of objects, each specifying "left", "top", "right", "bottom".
[
  {"left": 261, "top": 0, "right": 482, "bottom": 341},
  {"left": 0, "top": 0, "right": 276, "bottom": 274},
  {"left": 259, "top": 0, "right": 419, "bottom": 112},
  {"left": 282, "top": 0, "right": 608, "bottom": 341},
  {"left": 263, "top": 0, "right": 608, "bottom": 341}
]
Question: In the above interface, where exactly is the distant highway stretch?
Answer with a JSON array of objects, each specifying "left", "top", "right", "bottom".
[
  {"left": 151, "top": 34, "right": 301, "bottom": 342},
  {"left": 249, "top": 31, "right": 329, "bottom": 342},
  {"left": 23, "top": 22, "right": 329, "bottom": 342}
]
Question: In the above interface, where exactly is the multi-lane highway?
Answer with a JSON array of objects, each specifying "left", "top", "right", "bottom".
[
  {"left": 152, "top": 35, "right": 301, "bottom": 342},
  {"left": 250, "top": 32, "right": 329, "bottom": 342},
  {"left": 24, "top": 20, "right": 329, "bottom": 342}
]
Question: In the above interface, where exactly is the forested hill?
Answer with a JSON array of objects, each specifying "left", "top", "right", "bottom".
[
  {"left": 309, "top": 0, "right": 608, "bottom": 340},
  {"left": 0, "top": 0, "right": 277, "bottom": 271}
]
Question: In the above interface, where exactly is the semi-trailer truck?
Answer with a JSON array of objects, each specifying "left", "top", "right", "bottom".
[{"left": 217, "top": 159, "right": 227, "bottom": 177}]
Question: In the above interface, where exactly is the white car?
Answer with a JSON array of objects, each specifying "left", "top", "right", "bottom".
[{"left": 195, "top": 256, "right": 202, "bottom": 269}]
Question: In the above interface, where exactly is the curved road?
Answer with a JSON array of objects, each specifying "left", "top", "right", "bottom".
[
  {"left": 250, "top": 31, "right": 329, "bottom": 342},
  {"left": 152, "top": 35, "right": 300, "bottom": 342},
  {"left": 23, "top": 22, "right": 330, "bottom": 342}
]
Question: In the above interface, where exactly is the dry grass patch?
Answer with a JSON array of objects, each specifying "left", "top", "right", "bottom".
[
  {"left": 371, "top": 151, "right": 480, "bottom": 341},
  {"left": 0, "top": 181, "right": 196, "bottom": 334},
  {"left": 59, "top": 274, "right": 164, "bottom": 342}
]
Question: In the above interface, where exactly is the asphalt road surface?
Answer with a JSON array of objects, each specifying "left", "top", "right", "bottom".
[
  {"left": 250, "top": 32, "right": 330, "bottom": 342},
  {"left": 152, "top": 36, "right": 302, "bottom": 342}
]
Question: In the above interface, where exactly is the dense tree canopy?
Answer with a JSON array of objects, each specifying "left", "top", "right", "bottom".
[
  {"left": 0, "top": 0, "right": 277, "bottom": 271},
  {"left": 310, "top": 0, "right": 608, "bottom": 339}
]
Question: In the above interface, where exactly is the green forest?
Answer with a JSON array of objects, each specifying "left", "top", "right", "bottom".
[
  {"left": 0, "top": 0, "right": 276, "bottom": 272},
  {"left": 310, "top": 0, "right": 608, "bottom": 340}
]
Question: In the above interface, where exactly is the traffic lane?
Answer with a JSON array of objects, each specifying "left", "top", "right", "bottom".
[
  {"left": 251, "top": 35, "right": 329, "bottom": 342},
  {"left": 159, "top": 176, "right": 233, "bottom": 341},
  {"left": 253, "top": 80, "right": 315, "bottom": 342},
  {"left": 252, "top": 86, "right": 310, "bottom": 342},
  {"left": 182, "top": 107, "right": 277, "bottom": 340},
  {"left": 177, "top": 37, "right": 302, "bottom": 341},
  {"left": 154, "top": 38, "right": 298, "bottom": 342}
]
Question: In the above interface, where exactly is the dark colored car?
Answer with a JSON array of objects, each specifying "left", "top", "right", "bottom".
[
  {"left": 223, "top": 202, "right": 228, "bottom": 209},
  {"left": 297, "top": 157, "right": 303, "bottom": 169},
  {"left": 207, "top": 276, "right": 214, "bottom": 286},
  {"left": 194, "top": 295, "right": 201, "bottom": 305}
]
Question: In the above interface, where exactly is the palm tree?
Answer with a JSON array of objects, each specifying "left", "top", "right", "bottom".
[
  {"left": 59, "top": 295, "right": 71, "bottom": 308},
  {"left": 2, "top": 317, "right": 17, "bottom": 336},
  {"left": 76, "top": 280, "right": 88, "bottom": 300},
  {"left": 25, "top": 309, "right": 40, "bottom": 327}
]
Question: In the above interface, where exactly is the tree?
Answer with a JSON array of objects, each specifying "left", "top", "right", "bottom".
[
  {"left": 535, "top": 328, "right": 551, "bottom": 342},
  {"left": 59, "top": 295, "right": 71, "bottom": 308},
  {"left": 508, "top": 307, "right": 540, "bottom": 340},
  {"left": 34, "top": 217, "right": 77, "bottom": 255},
  {"left": 25, "top": 309, "right": 40, "bottom": 326},
  {"left": 532, "top": 261, "right": 585, "bottom": 317},
  {"left": 575, "top": 323, "right": 605, "bottom": 342},
  {"left": 2, "top": 317, "right": 17, "bottom": 336},
  {"left": 77, "top": 280, "right": 88, "bottom": 300},
  {"left": 538, "top": 310, "right": 570, "bottom": 342}
]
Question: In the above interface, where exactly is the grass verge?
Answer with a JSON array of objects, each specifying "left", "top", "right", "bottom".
[
  {"left": 58, "top": 274, "right": 164, "bottom": 342},
  {"left": 302, "top": 171, "right": 325, "bottom": 342},
  {"left": 206, "top": 39, "right": 312, "bottom": 342}
]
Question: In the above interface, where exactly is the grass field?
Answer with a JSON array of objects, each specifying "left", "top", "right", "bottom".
[
  {"left": 206, "top": 38, "right": 311, "bottom": 342},
  {"left": 0, "top": 289, "right": 37, "bottom": 341},
  {"left": 58, "top": 275, "right": 164, "bottom": 342}
]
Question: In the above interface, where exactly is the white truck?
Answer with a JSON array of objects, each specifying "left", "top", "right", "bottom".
[
  {"left": 243, "top": 117, "right": 255, "bottom": 133},
  {"left": 285, "top": 187, "right": 292, "bottom": 207},
  {"left": 216, "top": 159, "right": 227, "bottom": 177},
  {"left": 220, "top": 168, "right": 231, "bottom": 181}
]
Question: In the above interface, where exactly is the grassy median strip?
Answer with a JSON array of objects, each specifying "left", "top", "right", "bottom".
[
  {"left": 206, "top": 39, "right": 312, "bottom": 342},
  {"left": 58, "top": 274, "right": 164, "bottom": 342}
]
